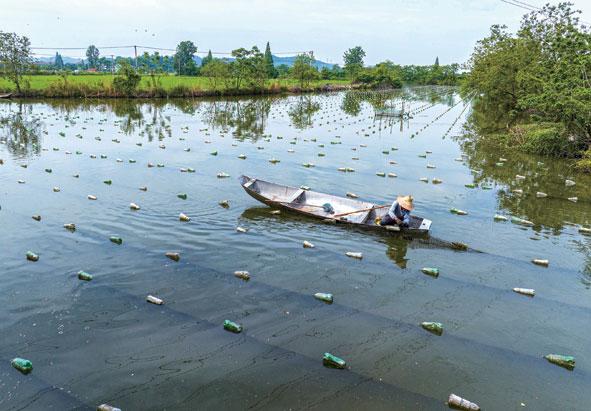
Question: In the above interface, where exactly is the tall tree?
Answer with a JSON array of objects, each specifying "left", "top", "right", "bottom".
[
  {"left": 230, "top": 46, "right": 266, "bottom": 89},
  {"left": 201, "top": 49, "right": 213, "bottom": 67},
  {"left": 86, "top": 45, "right": 100, "bottom": 69},
  {"left": 434, "top": 56, "right": 439, "bottom": 67},
  {"left": 0, "top": 31, "right": 32, "bottom": 93},
  {"left": 291, "top": 52, "right": 318, "bottom": 88},
  {"left": 54, "top": 52, "right": 64, "bottom": 69},
  {"left": 174, "top": 41, "right": 198, "bottom": 75},
  {"left": 343, "top": 46, "right": 366, "bottom": 78},
  {"left": 264, "top": 42, "right": 277, "bottom": 78}
]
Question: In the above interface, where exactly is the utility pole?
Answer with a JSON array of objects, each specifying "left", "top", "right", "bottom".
[
  {"left": 110, "top": 55, "right": 114, "bottom": 75},
  {"left": 134, "top": 45, "right": 138, "bottom": 69}
]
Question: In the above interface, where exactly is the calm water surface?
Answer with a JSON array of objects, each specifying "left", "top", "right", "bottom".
[{"left": 1, "top": 87, "right": 590, "bottom": 410}]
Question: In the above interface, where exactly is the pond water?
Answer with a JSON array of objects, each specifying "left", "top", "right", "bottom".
[{"left": 1, "top": 87, "right": 590, "bottom": 410}]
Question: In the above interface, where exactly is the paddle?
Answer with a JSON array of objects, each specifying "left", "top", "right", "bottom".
[{"left": 333, "top": 205, "right": 389, "bottom": 218}]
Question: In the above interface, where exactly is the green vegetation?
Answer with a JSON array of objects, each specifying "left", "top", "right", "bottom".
[
  {"left": 0, "top": 31, "right": 33, "bottom": 93},
  {"left": 0, "top": 33, "right": 463, "bottom": 97},
  {"left": 464, "top": 2, "right": 591, "bottom": 170},
  {"left": 0, "top": 73, "right": 352, "bottom": 97}
]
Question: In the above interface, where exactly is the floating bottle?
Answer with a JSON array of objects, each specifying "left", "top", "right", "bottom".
[
  {"left": 177, "top": 193, "right": 187, "bottom": 200},
  {"left": 579, "top": 227, "right": 591, "bottom": 235},
  {"left": 234, "top": 271, "right": 250, "bottom": 281},
  {"left": 146, "top": 295, "right": 164, "bottom": 305},
  {"left": 88, "top": 195, "right": 97, "bottom": 200},
  {"left": 432, "top": 178, "right": 443, "bottom": 184},
  {"left": 32, "top": 215, "right": 41, "bottom": 221},
  {"left": 45, "top": 168, "right": 52, "bottom": 173},
  {"left": 223, "top": 320, "right": 242, "bottom": 333},
  {"left": 236, "top": 227, "right": 248, "bottom": 233},
  {"left": 346, "top": 192, "right": 358, "bottom": 199},
  {"left": 97, "top": 404, "right": 122, "bottom": 411},
  {"left": 536, "top": 192, "right": 548, "bottom": 198},
  {"left": 11, "top": 357, "right": 33, "bottom": 374},
  {"left": 421, "top": 267, "right": 439, "bottom": 277},
  {"left": 493, "top": 214, "right": 508, "bottom": 221},
  {"left": 103, "top": 179, "right": 112, "bottom": 185},
  {"left": 165, "top": 252, "right": 180, "bottom": 262},
  {"left": 345, "top": 251, "right": 363, "bottom": 259},
  {"left": 109, "top": 236, "right": 123, "bottom": 245},
  {"left": 238, "top": 154, "right": 247, "bottom": 159},
  {"left": 129, "top": 203, "right": 141, "bottom": 211},
  {"left": 53, "top": 187, "right": 61, "bottom": 192},
  {"left": 269, "top": 158, "right": 280, "bottom": 164},
  {"left": 139, "top": 186, "right": 147, "bottom": 191},
  {"left": 544, "top": 354, "right": 575, "bottom": 370},
  {"left": 565, "top": 179, "right": 576, "bottom": 187},
  {"left": 532, "top": 259, "right": 549, "bottom": 267},
  {"left": 303, "top": 241, "right": 315, "bottom": 248},
  {"left": 511, "top": 216, "right": 533, "bottom": 226},
  {"left": 26, "top": 251, "right": 39, "bottom": 262},
  {"left": 78, "top": 270, "right": 93, "bottom": 281},
  {"left": 568, "top": 197, "right": 578, "bottom": 202},
  {"left": 419, "top": 177, "right": 428, "bottom": 182},
  {"left": 464, "top": 183, "right": 476, "bottom": 188},
  {"left": 219, "top": 200, "right": 230, "bottom": 208},
  {"left": 513, "top": 287, "right": 535, "bottom": 296},
  {"left": 217, "top": 172, "right": 230, "bottom": 178},
  {"left": 450, "top": 208, "right": 467, "bottom": 215},
  {"left": 376, "top": 172, "right": 386, "bottom": 177},
  {"left": 179, "top": 213, "right": 190, "bottom": 222},
  {"left": 64, "top": 223, "right": 76, "bottom": 231},
  {"left": 323, "top": 352, "right": 346, "bottom": 369},
  {"left": 314, "top": 292, "right": 333, "bottom": 304},
  {"left": 447, "top": 393, "right": 480, "bottom": 410},
  {"left": 421, "top": 322, "right": 443, "bottom": 335}
]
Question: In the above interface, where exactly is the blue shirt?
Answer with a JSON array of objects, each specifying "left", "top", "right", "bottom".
[{"left": 388, "top": 201, "right": 411, "bottom": 227}]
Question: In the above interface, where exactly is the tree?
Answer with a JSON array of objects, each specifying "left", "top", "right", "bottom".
[
  {"left": 264, "top": 42, "right": 277, "bottom": 78},
  {"left": 465, "top": 1, "right": 591, "bottom": 158},
  {"left": 230, "top": 46, "right": 266, "bottom": 89},
  {"left": 201, "top": 59, "right": 231, "bottom": 91},
  {"left": 343, "top": 46, "right": 366, "bottom": 78},
  {"left": 291, "top": 52, "right": 319, "bottom": 88},
  {"left": 86, "top": 45, "right": 100, "bottom": 69},
  {"left": 0, "top": 31, "right": 32, "bottom": 93},
  {"left": 113, "top": 61, "right": 141, "bottom": 95},
  {"left": 434, "top": 56, "right": 439, "bottom": 67},
  {"left": 54, "top": 52, "right": 64, "bottom": 69},
  {"left": 174, "top": 41, "right": 198, "bottom": 75},
  {"left": 201, "top": 50, "right": 213, "bottom": 67}
]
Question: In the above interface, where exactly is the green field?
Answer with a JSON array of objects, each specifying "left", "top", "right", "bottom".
[{"left": 0, "top": 74, "right": 351, "bottom": 97}]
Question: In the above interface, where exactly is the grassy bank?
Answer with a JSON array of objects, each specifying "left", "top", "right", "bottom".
[{"left": 0, "top": 74, "right": 353, "bottom": 98}]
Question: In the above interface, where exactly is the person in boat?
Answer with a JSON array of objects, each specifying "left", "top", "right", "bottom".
[{"left": 381, "top": 195, "right": 413, "bottom": 227}]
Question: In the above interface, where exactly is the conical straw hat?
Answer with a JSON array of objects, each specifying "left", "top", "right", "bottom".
[{"left": 397, "top": 195, "right": 414, "bottom": 211}]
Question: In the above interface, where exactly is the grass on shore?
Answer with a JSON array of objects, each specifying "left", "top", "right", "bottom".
[{"left": 0, "top": 74, "right": 352, "bottom": 97}]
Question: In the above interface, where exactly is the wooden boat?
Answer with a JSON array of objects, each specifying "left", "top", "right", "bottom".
[
  {"left": 239, "top": 175, "right": 432, "bottom": 233},
  {"left": 0, "top": 93, "right": 12, "bottom": 99}
]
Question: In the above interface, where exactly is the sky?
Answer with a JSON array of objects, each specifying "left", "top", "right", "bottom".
[{"left": 2, "top": 0, "right": 590, "bottom": 65}]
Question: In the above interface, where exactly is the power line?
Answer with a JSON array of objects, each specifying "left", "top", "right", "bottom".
[
  {"left": 30, "top": 44, "right": 313, "bottom": 56},
  {"left": 499, "top": 0, "right": 591, "bottom": 25}
]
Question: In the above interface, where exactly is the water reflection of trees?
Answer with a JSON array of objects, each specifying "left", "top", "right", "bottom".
[
  {"left": 201, "top": 98, "right": 274, "bottom": 138},
  {"left": 457, "top": 125, "right": 590, "bottom": 232},
  {"left": 288, "top": 96, "right": 320, "bottom": 130},
  {"left": 0, "top": 102, "right": 43, "bottom": 157}
]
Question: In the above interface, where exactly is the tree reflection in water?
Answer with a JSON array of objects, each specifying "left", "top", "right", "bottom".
[{"left": 0, "top": 102, "right": 43, "bottom": 157}]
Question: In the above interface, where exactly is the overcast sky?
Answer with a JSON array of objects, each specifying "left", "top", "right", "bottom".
[{"left": 3, "top": 0, "right": 590, "bottom": 65}]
